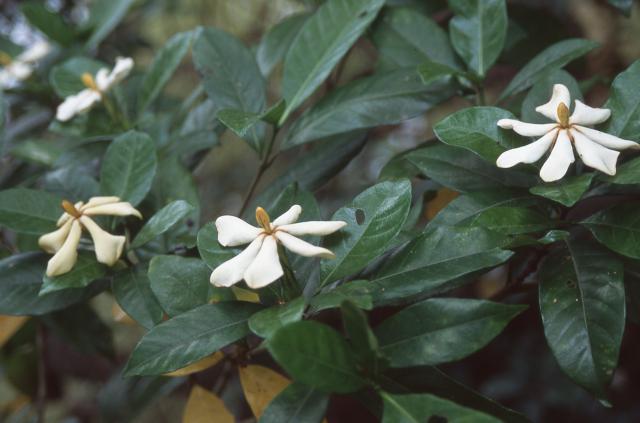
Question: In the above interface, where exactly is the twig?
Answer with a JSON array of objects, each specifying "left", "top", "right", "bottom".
[{"left": 238, "top": 129, "right": 278, "bottom": 216}]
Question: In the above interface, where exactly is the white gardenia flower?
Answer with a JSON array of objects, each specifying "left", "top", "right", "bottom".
[
  {"left": 210, "top": 205, "right": 347, "bottom": 289},
  {"left": 0, "top": 41, "right": 51, "bottom": 88},
  {"left": 496, "top": 83, "right": 639, "bottom": 182},
  {"left": 38, "top": 196, "right": 142, "bottom": 277},
  {"left": 56, "top": 57, "right": 134, "bottom": 122}
]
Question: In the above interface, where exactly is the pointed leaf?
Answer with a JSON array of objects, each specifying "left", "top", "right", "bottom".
[
  {"left": 257, "top": 13, "right": 309, "bottom": 77},
  {"left": 603, "top": 60, "right": 640, "bottom": 140},
  {"left": 582, "top": 202, "right": 640, "bottom": 259},
  {"left": 382, "top": 392, "right": 500, "bottom": 423},
  {"left": 260, "top": 382, "right": 329, "bottom": 423},
  {"left": 530, "top": 173, "right": 594, "bottom": 207},
  {"left": 239, "top": 365, "right": 291, "bottom": 419},
  {"left": 0, "top": 188, "right": 61, "bottom": 235},
  {"left": 112, "top": 266, "right": 164, "bottom": 329},
  {"left": 131, "top": 200, "right": 194, "bottom": 248},
  {"left": 183, "top": 386, "right": 234, "bottom": 423}
]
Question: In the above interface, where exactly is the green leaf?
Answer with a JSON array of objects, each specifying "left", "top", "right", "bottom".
[
  {"left": 341, "top": 301, "right": 384, "bottom": 374},
  {"left": 448, "top": 0, "right": 507, "bottom": 77},
  {"left": 371, "top": 226, "right": 512, "bottom": 306},
  {"left": 260, "top": 382, "right": 329, "bottom": 423},
  {"left": 603, "top": 60, "right": 640, "bottom": 140},
  {"left": 582, "top": 202, "right": 640, "bottom": 259},
  {"left": 197, "top": 222, "right": 237, "bottom": 270},
  {"left": 138, "top": 31, "right": 194, "bottom": 114},
  {"left": 381, "top": 392, "right": 500, "bottom": 423},
  {"left": 417, "top": 60, "right": 460, "bottom": 85},
  {"left": 85, "top": 0, "right": 135, "bottom": 50},
  {"left": 131, "top": 200, "right": 194, "bottom": 249},
  {"left": 530, "top": 173, "right": 594, "bottom": 207},
  {"left": 100, "top": 130, "right": 157, "bottom": 206},
  {"left": 49, "top": 57, "right": 104, "bottom": 98},
  {"left": 192, "top": 27, "right": 266, "bottom": 154},
  {"left": 603, "top": 156, "right": 640, "bottom": 184},
  {"left": 498, "top": 39, "right": 598, "bottom": 101},
  {"left": 216, "top": 108, "right": 262, "bottom": 138},
  {"left": 434, "top": 106, "right": 524, "bottom": 162},
  {"left": 538, "top": 239, "right": 625, "bottom": 398},
  {"left": 43, "top": 166, "right": 100, "bottom": 201},
  {"left": 124, "top": 302, "right": 261, "bottom": 376},
  {"left": 372, "top": 7, "right": 460, "bottom": 71},
  {"left": 0, "top": 188, "right": 61, "bottom": 235},
  {"left": 249, "top": 297, "right": 305, "bottom": 339},
  {"left": 320, "top": 179, "right": 412, "bottom": 285},
  {"left": 256, "top": 13, "right": 309, "bottom": 77},
  {"left": 309, "top": 279, "right": 373, "bottom": 312},
  {"left": 376, "top": 298, "right": 525, "bottom": 367},
  {"left": 280, "top": 0, "right": 385, "bottom": 123},
  {"left": 40, "top": 253, "right": 106, "bottom": 295},
  {"left": 472, "top": 206, "right": 553, "bottom": 235},
  {"left": 148, "top": 256, "right": 213, "bottom": 317},
  {"left": 283, "top": 69, "right": 453, "bottom": 148},
  {"left": 608, "top": 0, "right": 633, "bottom": 16},
  {"left": 538, "top": 229, "right": 570, "bottom": 245},
  {"left": 112, "top": 266, "right": 164, "bottom": 329},
  {"left": 521, "top": 69, "right": 582, "bottom": 124},
  {"left": 268, "top": 321, "right": 365, "bottom": 393},
  {"left": 21, "top": 1, "right": 75, "bottom": 46},
  {"left": 0, "top": 253, "right": 103, "bottom": 316}
]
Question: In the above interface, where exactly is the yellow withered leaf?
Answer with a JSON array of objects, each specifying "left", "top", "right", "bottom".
[
  {"left": 183, "top": 385, "right": 234, "bottom": 423},
  {"left": 238, "top": 365, "right": 291, "bottom": 419},
  {"left": 232, "top": 286, "right": 260, "bottom": 303},
  {"left": 0, "top": 316, "right": 29, "bottom": 348},
  {"left": 426, "top": 188, "right": 459, "bottom": 220},
  {"left": 165, "top": 351, "right": 225, "bottom": 377}
]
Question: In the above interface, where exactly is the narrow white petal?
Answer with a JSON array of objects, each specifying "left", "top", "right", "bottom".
[
  {"left": 569, "top": 100, "right": 610, "bottom": 126},
  {"left": 278, "top": 221, "right": 347, "bottom": 236},
  {"left": 244, "top": 236, "right": 283, "bottom": 289},
  {"left": 210, "top": 235, "right": 265, "bottom": 287},
  {"left": 39, "top": 219, "right": 74, "bottom": 254},
  {"left": 45, "top": 220, "right": 82, "bottom": 277},
  {"left": 99, "top": 57, "right": 133, "bottom": 91},
  {"left": 535, "top": 84, "right": 571, "bottom": 121},
  {"left": 510, "top": 122, "right": 557, "bottom": 137},
  {"left": 80, "top": 196, "right": 121, "bottom": 210},
  {"left": 572, "top": 130, "right": 619, "bottom": 176},
  {"left": 95, "top": 68, "right": 111, "bottom": 91},
  {"left": 8, "top": 62, "right": 32, "bottom": 80},
  {"left": 215, "top": 216, "right": 262, "bottom": 247},
  {"left": 275, "top": 231, "right": 335, "bottom": 258},
  {"left": 573, "top": 126, "right": 640, "bottom": 150},
  {"left": 83, "top": 202, "right": 142, "bottom": 219},
  {"left": 79, "top": 216, "right": 125, "bottom": 266},
  {"left": 57, "top": 212, "right": 73, "bottom": 227},
  {"left": 272, "top": 205, "right": 302, "bottom": 226},
  {"left": 17, "top": 41, "right": 51, "bottom": 63},
  {"left": 540, "top": 130, "right": 575, "bottom": 182},
  {"left": 56, "top": 89, "right": 101, "bottom": 121},
  {"left": 496, "top": 129, "right": 557, "bottom": 168},
  {"left": 0, "top": 69, "right": 15, "bottom": 88}
]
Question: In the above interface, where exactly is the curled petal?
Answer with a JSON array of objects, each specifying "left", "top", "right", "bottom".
[
  {"left": 272, "top": 205, "right": 302, "bottom": 226},
  {"left": 535, "top": 84, "right": 571, "bottom": 121},
  {"left": 97, "top": 57, "right": 133, "bottom": 91},
  {"left": 17, "top": 41, "right": 51, "bottom": 63},
  {"left": 496, "top": 129, "right": 557, "bottom": 168},
  {"left": 572, "top": 130, "right": 619, "bottom": 176},
  {"left": 572, "top": 126, "right": 640, "bottom": 150},
  {"left": 80, "top": 196, "right": 121, "bottom": 210},
  {"left": 83, "top": 201, "right": 142, "bottom": 219},
  {"left": 39, "top": 219, "right": 74, "bottom": 254},
  {"left": 215, "top": 216, "right": 262, "bottom": 247},
  {"left": 278, "top": 221, "right": 347, "bottom": 236},
  {"left": 497, "top": 119, "right": 557, "bottom": 137},
  {"left": 79, "top": 216, "right": 125, "bottom": 266},
  {"left": 7, "top": 62, "right": 32, "bottom": 81},
  {"left": 210, "top": 235, "right": 265, "bottom": 287},
  {"left": 45, "top": 220, "right": 82, "bottom": 277},
  {"left": 95, "top": 68, "right": 110, "bottom": 91},
  {"left": 275, "top": 231, "right": 335, "bottom": 258},
  {"left": 244, "top": 236, "right": 283, "bottom": 289},
  {"left": 56, "top": 89, "right": 101, "bottom": 121},
  {"left": 569, "top": 100, "right": 611, "bottom": 126},
  {"left": 540, "top": 130, "right": 575, "bottom": 182}
]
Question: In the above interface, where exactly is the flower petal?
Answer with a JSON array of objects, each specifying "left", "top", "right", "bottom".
[
  {"left": 215, "top": 216, "right": 262, "bottom": 247},
  {"left": 572, "top": 126, "right": 640, "bottom": 150},
  {"left": 8, "top": 62, "right": 32, "bottom": 80},
  {"left": 540, "top": 129, "right": 575, "bottom": 182},
  {"left": 275, "top": 231, "right": 335, "bottom": 258},
  {"left": 97, "top": 57, "right": 133, "bottom": 91},
  {"left": 535, "top": 83, "right": 571, "bottom": 121},
  {"left": 572, "top": 130, "right": 619, "bottom": 176},
  {"left": 569, "top": 100, "right": 610, "bottom": 126},
  {"left": 82, "top": 201, "right": 142, "bottom": 219},
  {"left": 79, "top": 216, "right": 125, "bottom": 266},
  {"left": 56, "top": 89, "right": 101, "bottom": 121},
  {"left": 496, "top": 129, "right": 557, "bottom": 168},
  {"left": 17, "top": 41, "right": 50, "bottom": 63},
  {"left": 278, "top": 220, "right": 347, "bottom": 236},
  {"left": 210, "top": 235, "right": 265, "bottom": 287},
  {"left": 244, "top": 236, "right": 283, "bottom": 289},
  {"left": 272, "top": 205, "right": 302, "bottom": 226},
  {"left": 39, "top": 219, "right": 74, "bottom": 254},
  {"left": 497, "top": 119, "right": 556, "bottom": 137},
  {"left": 45, "top": 220, "right": 82, "bottom": 277},
  {"left": 80, "top": 196, "right": 121, "bottom": 210}
]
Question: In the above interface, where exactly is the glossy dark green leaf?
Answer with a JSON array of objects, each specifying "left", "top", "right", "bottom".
[
  {"left": 131, "top": 200, "right": 194, "bottom": 248},
  {"left": 448, "top": 0, "right": 507, "bottom": 78},
  {"left": 376, "top": 298, "right": 525, "bottom": 367},
  {"left": 43, "top": 166, "right": 100, "bottom": 202},
  {"left": 283, "top": 69, "right": 453, "bottom": 148},
  {"left": 259, "top": 382, "right": 329, "bottom": 423},
  {"left": 539, "top": 239, "right": 625, "bottom": 398},
  {"left": 49, "top": 57, "right": 104, "bottom": 98},
  {"left": 40, "top": 253, "right": 106, "bottom": 295},
  {"left": 216, "top": 108, "right": 261, "bottom": 138},
  {"left": 341, "top": 301, "right": 384, "bottom": 374},
  {"left": 499, "top": 39, "right": 598, "bottom": 101},
  {"left": 371, "top": 226, "right": 512, "bottom": 305},
  {"left": 256, "top": 13, "right": 309, "bottom": 77},
  {"left": 603, "top": 60, "right": 640, "bottom": 140},
  {"left": 608, "top": 0, "right": 633, "bottom": 16},
  {"left": 538, "top": 229, "right": 570, "bottom": 245},
  {"left": 603, "top": 156, "right": 640, "bottom": 184},
  {"left": 472, "top": 206, "right": 553, "bottom": 235},
  {"left": 382, "top": 392, "right": 500, "bottom": 423},
  {"left": 21, "top": 2, "right": 75, "bottom": 46},
  {"left": 529, "top": 173, "right": 594, "bottom": 207},
  {"left": 417, "top": 60, "right": 460, "bottom": 85},
  {"left": 0, "top": 188, "right": 61, "bottom": 235},
  {"left": 268, "top": 321, "right": 365, "bottom": 393},
  {"left": 124, "top": 302, "right": 261, "bottom": 376},
  {"left": 85, "top": 0, "right": 135, "bottom": 49},
  {"left": 112, "top": 266, "right": 164, "bottom": 329},
  {"left": 521, "top": 70, "right": 582, "bottom": 124},
  {"left": 197, "top": 222, "right": 237, "bottom": 270},
  {"left": 100, "top": 130, "right": 157, "bottom": 206},
  {"left": 280, "top": 0, "right": 385, "bottom": 122},
  {"left": 249, "top": 297, "right": 305, "bottom": 339},
  {"left": 582, "top": 202, "right": 640, "bottom": 259},
  {"left": 309, "top": 280, "right": 373, "bottom": 312},
  {"left": 320, "top": 179, "right": 412, "bottom": 285}
]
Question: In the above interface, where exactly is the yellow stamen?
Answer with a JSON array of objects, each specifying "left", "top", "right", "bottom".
[
  {"left": 0, "top": 51, "right": 12, "bottom": 66},
  {"left": 81, "top": 72, "right": 99, "bottom": 91},
  {"left": 61, "top": 200, "right": 82, "bottom": 218},
  {"left": 557, "top": 103, "right": 570, "bottom": 128},
  {"left": 255, "top": 207, "right": 272, "bottom": 233}
]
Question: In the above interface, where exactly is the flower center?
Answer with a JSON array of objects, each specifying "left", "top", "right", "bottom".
[
  {"left": 81, "top": 72, "right": 99, "bottom": 91},
  {"left": 557, "top": 102, "right": 570, "bottom": 128},
  {"left": 255, "top": 207, "right": 272, "bottom": 234},
  {"left": 61, "top": 200, "right": 82, "bottom": 218},
  {"left": 0, "top": 51, "right": 12, "bottom": 66}
]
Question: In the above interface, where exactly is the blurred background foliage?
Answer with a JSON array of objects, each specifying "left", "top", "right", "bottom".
[{"left": 1, "top": 0, "right": 640, "bottom": 421}]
